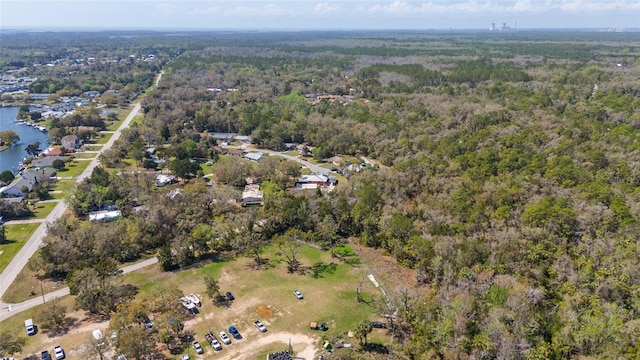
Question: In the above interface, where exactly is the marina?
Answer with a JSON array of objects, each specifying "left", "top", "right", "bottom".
[{"left": 0, "top": 106, "right": 50, "bottom": 175}]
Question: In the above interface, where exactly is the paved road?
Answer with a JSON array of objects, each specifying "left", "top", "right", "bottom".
[
  {"left": 0, "top": 257, "right": 158, "bottom": 322},
  {"left": 0, "top": 84, "right": 149, "bottom": 320}
]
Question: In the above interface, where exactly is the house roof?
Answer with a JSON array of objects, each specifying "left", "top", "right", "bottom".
[
  {"left": 61, "top": 134, "right": 78, "bottom": 143},
  {"left": 44, "top": 147, "right": 64, "bottom": 156},
  {"left": 88, "top": 210, "right": 122, "bottom": 222},
  {"left": 32, "top": 156, "right": 67, "bottom": 168},
  {"left": 244, "top": 152, "right": 264, "bottom": 162}
]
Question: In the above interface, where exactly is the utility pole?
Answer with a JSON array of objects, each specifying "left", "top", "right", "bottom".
[{"left": 40, "top": 280, "right": 45, "bottom": 304}]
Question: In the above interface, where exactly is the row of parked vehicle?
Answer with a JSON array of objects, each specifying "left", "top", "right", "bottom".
[
  {"left": 190, "top": 321, "right": 267, "bottom": 355},
  {"left": 39, "top": 345, "right": 64, "bottom": 360}
]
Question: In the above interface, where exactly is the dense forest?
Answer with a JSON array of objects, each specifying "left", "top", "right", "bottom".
[{"left": 7, "top": 30, "right": 640, "bottom": 359}]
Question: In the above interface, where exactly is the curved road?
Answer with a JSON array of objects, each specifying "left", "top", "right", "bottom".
[{"left": 0, "top": 72, "right": 163, "bottom": 321}]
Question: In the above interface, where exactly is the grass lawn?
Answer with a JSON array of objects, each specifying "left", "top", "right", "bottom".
[
  {"left": 123, "top": 244, "right": 379, "bottom": 357},
  {"left": 31, "top": 201, "right": 59, "bottom": 219},
  {"left": 0, "top": 223, "right": 41, "bottom": 274},
  {"left": 4, "top": 244, "right": 385, "bottom": 359},
  {"left": 56, "top": 160, "right": 91, "bottom": 178},
  {"left": 2, "top": 254, "right": 69, "bottom": 304},
  {"left": 129, "top": 114, "right": 144, "bottom": 126},
  {"left": 52, "top": 179, "right": 76, "bottom": 193},
  {"left": 107, "top": 118, "right": 125, "bottom": 131},
  {"left": 94, "top": 132, "right": 113, "bottom": 145},
  {"left": 72, "top": 152, "right": 96, "bottom": 159}
]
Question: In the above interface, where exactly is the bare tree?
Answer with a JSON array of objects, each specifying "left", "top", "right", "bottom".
[{"left": 275, "top": 229, "right": 305, "bottom": 273}]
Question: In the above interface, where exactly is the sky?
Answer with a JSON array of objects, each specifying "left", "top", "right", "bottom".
[{"left": 1, "top": 0, "right": 639, "bottom": 31}]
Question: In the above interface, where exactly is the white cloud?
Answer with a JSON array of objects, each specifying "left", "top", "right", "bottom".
[
  {"left": 314, "top": 2, "right": 340, "bottom": 14},
  {"left": 154, "top": 2, "right": 178, "bottom": 16},
  {"left": 364, "top": 0, "right": 640, "bottom": 16},
  {"left": 222, "top": 3, "right": 296, "bottom": 17}
]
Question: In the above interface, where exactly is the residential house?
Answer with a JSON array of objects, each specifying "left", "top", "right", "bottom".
[
  {"left": 235, "top": 135, "right": 251, "bottom": 144},
  {"left": 0, "top": 177, "right": 35, "bottom": 198},
  {"left": 23, "top": 168, "right": 58, "bottom": 184},
  {"left": 244, "top": 152, "right": 264, "bottom": 162},
  {"left": 43, "top": 147, "right": 64, "bottom": 156},
  {"left": 83, "top": 90, "right": 101, "bottom": 98},
  {"left": 61, "top": 135, "right": 81, "bottom": 150},
  {"left": 212, "top": 146, "right": 228, "bottom": 155},
  {"left": 0, "top": 168, "right": 57, "bottom": 198},
  {"left": 242, "top": 184, "right": 263, "bottom": 206},
  {"left": 32, "top": 156, "right": 67, "bottom": 168},
  {"left": 28, "top": 93, "right": 51, "bottom": 101},
  {"left": 295, "top": 174, "right": 338, "bottom": 189},
  {"left": 228, "top": 149, "right": 244, "bottom": 157}
]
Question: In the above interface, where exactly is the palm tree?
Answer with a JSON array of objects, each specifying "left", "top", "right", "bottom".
[{"left": 25, "top": 141, "right": 41, "bottom": 157}]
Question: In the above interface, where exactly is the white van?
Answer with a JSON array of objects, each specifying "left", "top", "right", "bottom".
[{"left": 24, "top": 319, "right": 36, "bottom": 335}]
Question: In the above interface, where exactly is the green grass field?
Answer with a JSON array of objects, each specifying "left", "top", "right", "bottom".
[
  {"left": 0, "top": 223, "right": 41, "bottom": 273},
  {"left": 31, "top": 201, "right": 59, "bottom": 219},
  {"left": 94, "top": 132, "right": 113, "bottom": 145},
  {"left": 125, "top": 244, "right": 379, "bottom": 357},
  {"left": 71, "top": 152, "right": 96, "bottom": 159},
  {"left": 2, "top": 244, "right": 384, "bottom": 359},
  {"left": 52, "top": 179, "right": 76, "bottom": 193},
  {"left": 56, "top": 160, "right": 91, "bottom": 177}
]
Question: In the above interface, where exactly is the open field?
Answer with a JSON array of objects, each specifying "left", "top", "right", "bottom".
[
  {"left": 0, "top": 223, "right": 41, "bottom": 274},
  {"left": 6, "top": 244, "right": 385, "bottom": 359},
  {"left": 31, "top": 201, "right": 59, "bottom": 219},
  {"left": 71, "top": 152, "right": 97, "bottom": 159},
  {"left": 92, "top": 132, "right": 113, "bottom": 145},
  {"left": 56, "top": 160, "right": 91, "bottom": 177}
]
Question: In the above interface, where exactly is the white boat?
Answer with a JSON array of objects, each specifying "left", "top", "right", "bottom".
[{"left": 188, "top": 293, "right": 201, "bottom": 307}]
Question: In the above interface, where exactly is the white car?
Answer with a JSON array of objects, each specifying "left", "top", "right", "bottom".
[
  {"left": 53, "top": 345, "right": 65, "bottom": 360},
  {"left": 293, "top": 290, "right": 303, "bottom": 300},
  {"left": 181, "top": 355, "right": 190, "bottom": 360},
  {"left": 193, "top": 341, "right": 203, "bottom": 354},
  {"left": 254, "top": 320, "right": 267, "bottom": 332},
  {"left": 219, "top": 331, "right": 231, "bottom": 345},
  {"left": 211, "top": 338, "right": 222, "bottom": 351}
]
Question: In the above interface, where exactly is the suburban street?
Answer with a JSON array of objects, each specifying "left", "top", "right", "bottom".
[{"left": 0, "top": 75, "right": 158, "bottom": 320}]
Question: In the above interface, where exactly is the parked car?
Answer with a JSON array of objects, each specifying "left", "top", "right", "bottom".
[
  {"left": 41, "top": 351, "right": 51, "bottom": 360},
  {"left": 225, "top": 291, "right": 235, "bottom": 301},
  {"left": 180, "top": 355, "right": 190, "bottom": 360},
  {"left": 193, "top": 341, "right": 203, "bottom": 354},
  {"left": 293, "top": 290, "right": 303, "bottom": 300},
  {"left": 219, "top": 331, "right": 231, "bottom": 345},
  {"left": 211, "top": 338, "right": 222, "bottom": 351},
  {"left": 53, "top": 345, "right": 65, "bottom": 360},
  {"left": 228, "top": 326, "right": 242, "bottom": 339},
  {"left": 371, "top": 321, "right": 387, "bottom": 329},
  {"left": 116, "top": 355, "right": 127, "bottom": 360},
  {"left": 254, "top": 320, "right": 267, "bottom": 332}
]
